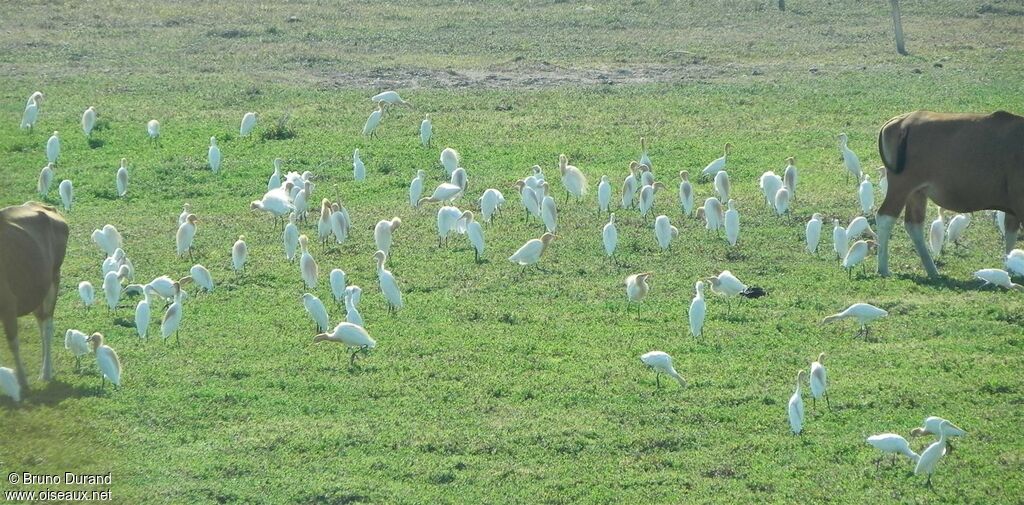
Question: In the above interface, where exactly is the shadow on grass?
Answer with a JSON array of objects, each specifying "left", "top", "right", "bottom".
[
  {"left": 897, "top": 273, "right": 982, "bottom": 292},
  {"left": 13, "top": 379, "right": 106, "bottom": 408}
]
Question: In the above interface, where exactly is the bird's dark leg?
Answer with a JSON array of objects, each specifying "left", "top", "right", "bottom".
[
  {"left": 875, "top": 457, "right": 881, "bottom": 470},
  {"left": 825, "top": 393, "right": 832, "bottom": 411},
  {"left": 350, "top": 349, "right": 359, "bottom": 366},
  {"left": 812, "top": 397, "right": 817, "bottom": 411},
  {"left": 656, "top": 374, "right": 661, "bottom": 388}
]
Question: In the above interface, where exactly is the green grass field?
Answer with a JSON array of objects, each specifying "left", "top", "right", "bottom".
[{"left": 2, "top": 1, "right": 1023, "bottom": 503}]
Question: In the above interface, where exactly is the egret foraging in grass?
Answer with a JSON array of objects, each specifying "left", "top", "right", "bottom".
[
  {"left": 842, "top": 240, "right": 874, "bottom": 277},
  {"left": 103, "top": 266, "right": 129, "bottom": 311},
  {"left": 914, "top": 420, "right": 953, "bottom": 486},
  {"left": 911, "top": 416, "right": 966, "bottom": 440},
  {"left": 846, "top": 216, "right": 875, "bottom": 240},
  {"left": 929, "top": 206, "right": 945, "bottom": 257},
  {"left": 598, "top": 175, "right": 612, "bottom": 213},
  {"left": 858, "top": 175, "right": 874, "bottom": 215},
  {"left": 759, "top": 171, "right": 783, "bottom": 210},
  {"left": 479, "top": 188, "right": 505, "bottom": 223},
  {"left": 88, "top": 333, "right": 121, "bottom": 389},
  {"left": 701, "top": 143, "right": 732, "bottom": 180},
  {"left": 299, "top": 235, "right": 318, "bottom": 288},
  {"left": 838, "top": 133, "right": 861, "bottom": 183},
  {"left": 441, "top": 147, "right": 459, "bottom": 175},
  {"left": 638, "top": 182, "right": 665, "bottom": 218},
  {"left": 314, "top": 322, "right": 377, "bottom": 366},
  {"left": 65, "top": 329, "right": 90, "bottom": 371},
  {"left": 409, "top": 170, "right": 426, "bottom": 207},
  {"left": 724, "top": 200, "right": 739, "bottom": 246},
  {"left": 509, "top": 232, "right": 557, "bottom": 270},
  {"left": 59, "top": 179, "right": 73, "bottom": 210},
  {"left": 809, "top": 353, "right": 829, "bottom": 410},
  {"left": 640, "top": 351, "right": 686, "bottom": 388},
  {"left": 705, "top": 270, "right": 748, "bottom": 301},
  {"left": 805, "top": 213, "right": 823, "bottom": 254},
  {"left": 638, "top": 137, "right": 652, "bottom": 170},
  {"left": 302, "top": 293, "right": 330, "bottom": 332},
  {"left": 82, "top": 106, "right": 96, "bottom": 137},
  {"left": 0, "top": 367, "right": 20, "bottom": 402},
  {"left": 316, "top": 200, "right": 333, "bottom": 246},
  {"left": 877, "top": 166, "right": 888, "bottom": 198},
  {"left": 689, "top": 281, "right": 706, "bottom": 339},
  {"left": 823, "top": 303, "right": 887, "bottom": 337},
  {"left": 420, "top": 114, "right": 432, "bottom": 147},
  {"left": 46, "top": 131, "right": 60, "bottom": 164},
  {"left": 147, "top": 119, "right": 160, "bottom": 142},
  {"left": 541, "top": 188, "right": 558, "bottom": 232},
  {"left": 1006, "top": 249, "right": 1024, "bottom": 276},
  {"left": 329, "top": 269, "right": 347, "bottom": 305},
  {"left": 788, "top": 370, "right": 806, "bottom": 434},
  {"left": 714, "top": 171, "right": 730, "bottom": 202},
  {"left": 135, "top": 286, "right": 155, "bottom": 338},
  {"left": 161, "top": 283, "right": 185, "bottom": 342},
  {"left": 352, "top": 148, "right": 366, "bottom": 181},
  {"left": 279, "top": 214, "right": 298, "bottom": 262},
  {"left": 602, "top": 213, "right": 618, "bottom": 260},
  {"left": 21, "top": 94, "right": 40, "bottom": 130},
  {"left": 344, "top": 291, "right": 364, "bottom": 326},
  {"left": 622, "top": 162, "right": 639, "bottom": 209},
  {"left": 372, "top": 90, "right": 407, "bottom": 105},
  {"left": 240, "top": 112, "right": 257, "bottom": 137},
  {"left": 374, "top": 217, "right": 402, "bottom": 255},
  {"left": 514, "top": 180, "right": 541, "bottom": 220},
  {"left": 832, "top": 219, "right": 848, "bottom": 261},
  {"left": 186, "top": 264, "right": 213, "bottom": 293},
  {"left": 946, "top": 213, "right": 970, "bottom": 248},
  {"left": 462, "top": 211, "right": 485, "bottom": 262},
  {"left": 867, "top": 434, "right": 920, "bottom": 468},
  {"left": 703, "top": 197, "right": 724, "bottom": 232},
  {"left": 268, "top": 158, "right": 283, "bottom": 191},
  {"left": 176, "top": 214, "right": 199, "bottom": 259},
  {"left": 293, "top": 180, "right": 313, "bottom": 221},
  {"left": 373, "top": 250, "right": 403, "bottom": 313},
  {"left": 419, "top": 182, "right": 463, "bottom": 207},
  {"left": 251, "top": 187, "right": 294, "bottom": 224},
  {"left": 783, "top": 157, "right": 797, "bottom": 196},
  {"left": 654, "top": 215, "right": 679, "bottom": 251},
  {"left": 37, "top": 163, "right": 53, "bottom": 196},
  {"left": 773, "top": 187, "right": 791, "bottom": 217},
  {"left": 178, "top": 203, "right": 193, "bottom": 226},
  {"left": 363, "top": 102, "right": 384, "bottom": 137},
  {"left": 678, "top": 171, "right": 694, "bottom": 216},
  {"left": 625, "top": 272, "right": 653, "bottom": 318},
  {"left": 435, "top": 205, "right": 464, "bottom": 247},
  {"left": 331, "top": 203, "right": 351, "bottom": 244},
  {"left": 92, "top": 224, "right": 123, "bottom": 256},
  {"left": 232, "top": 235, "right": 248, "bottom": 275},
  {"left": 346, "top": 285, "right": 362, "bottom": 309},
  {"left": 558, "top": 154, "right": 587, "bottom": 202},
  {"left": 450, "top": 167, "right": 468, "bottom": 191},
  {"left": 78, "top": 281, "right": 94, "bottom": 308},
  {"left": 973, "top": 269, "right": 1023, "bottom": 291},
  {"left": 115, "top": 158, "right": 129, "bottom": 197},
  {"left": 207, "top": 137, "right": 221, "bottom": 173}
]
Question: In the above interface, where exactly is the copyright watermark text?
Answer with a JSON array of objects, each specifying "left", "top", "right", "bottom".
[{"left": 5, "top": 472, "right": 111, "bottom": 502}]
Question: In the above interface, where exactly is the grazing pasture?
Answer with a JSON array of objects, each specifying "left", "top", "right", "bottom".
[{"left": 1, "top": 1, "right": 1023, "bottom": 503}]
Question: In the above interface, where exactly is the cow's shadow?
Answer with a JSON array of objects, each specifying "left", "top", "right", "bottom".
[{"left": 3, "top": 379, "right": 103, "bottom": 410}]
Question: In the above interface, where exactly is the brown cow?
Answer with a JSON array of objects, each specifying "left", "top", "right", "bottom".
[
  {"left": 876, "top": 110, "right": 1024, "bottom": 278},
  {"left": 0, "top": 202, "right": 69, "bottom": 389}
]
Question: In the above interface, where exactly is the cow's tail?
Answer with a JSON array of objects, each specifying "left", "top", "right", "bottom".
[{"left": 878, "top": 113, "right": 911, "bottom": 174}]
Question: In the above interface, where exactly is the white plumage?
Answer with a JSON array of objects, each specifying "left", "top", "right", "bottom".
[
  {"left": 558, "top": 154, "right": 587, "bottom": 201},
  {"left": 135, "top": 286, "right": 154, "bottom": 338},
  {"left": 299, "top": 235, "right": 318, "bottom": 288},
  {"left": 929, "top": 207, "right": 945, "bottom": 257},
  {"left": 914, "top": 421, "right": 952, "bottom": 485},
  {"left": 541, "top": 191, "right": 558, "bottom": 232},
  {"left": 640, "top": 351, "right": 685, "bottom": 388},
  {"left": 724, "top": 199, "right": 739, "bottom": 246},
  {"left": 373, "top": 250, "right": 403, "bottom": 312},
  {"left": 701, "top": 143, "right": 732, "bottom": 179},
  {"left": 838, "top": 133, "right": 861, "bottom": 182},
  {"left": 463, "top": 211, "right": 485, "bottom": 262},
  {"left": 208, "top": 137, "right": 221, "bottom": 173},
  {"left": 806, "top": 213, "right": 823, "bottom": 254},
  {"left": 46, "top": 131, "right": 60, "bottom": 164},
  {"left": 759, "top": 171, "right": 783, "bottom": 210},
  {"left": 858, "top": 175, "right": 874, "bottom": 215},
  {"left": 822, "top": 303, "right": 888, "bottom": 336},
  {"left": 509, "top": 233, "right": 556, "bottom": 266},
  {"left": 479, "top": 188, "right": 505, "bottom": 223},
  {"left": 284, "top": 214, "right": 299, "bottom": 261},
  {"left": 329, "top": 269, "right": 347, "bottom": 304},
  {"left": 420, "top": 114, "right": 432, "bottom": 147},
  {"left": 176, "top": 214, "right": 198, "bottom": 258},
  {"left": 81, "top": 106, "right": 97, "bottom": 136},
  {"left": 714, "top": 171, "right": 730, "bottom": 202},
  {"left": 788, "top": 370, "right": 805, "bottom": 434},
  {"left": 251, "top": 188, "right": 295, "bottom": 219},
  {"left": 59, "top": 179, "right": 73, "bottom": 211},
  {"left": 832, "top": 219, "right": 848, "bottom": 260},
  {"left": 867, "top": 434, "right": 920, "bottom": 465},
  {"left": 160, "top": 283, "right": 185, "bottom": 341},
  {"left": 240, "top": 112, "right": 257, "bottom": 136},
  {"left": 597, "top": 175, "right": 612, "bottom": 213},
  {"left": 678, "top": 171, "right": 694, "bottom": 216},
  {"left": 409, "top": 170, "right": 426, "bottom": 207},
  {"left": 374, "top": 217, "right": 401, "bottom": 254},
  {"left": 78, "top": 281, "right": 95, "bottom": 307},
  {"left": 232, "top": 235, "right": 248, "bottom": 274},
  {"left": 809, "top": 353, "right": 828, "bottom": 410},
  {"left": 353, "top": 149, "right": 366, "bottom": 181},
  {"left": 603, "top": 214, "right": 618, "bottom": 258},
  {"left": 842, "top": 240, "right": 872, "bottom": 274},
  {"left": 116, "top": 158, "right": 129, "bottom": 197},
  {"left": 90, "top": 333, "right": 122, "bottom": 388},
  {"left": 774, "top": 187, "right": 791, "bottom": 216},
  {"left": 946, "top": 214, "right": 970, "bottom": 247},
  {"left": 302, "top": 293, "right": 330, "bottom": 332},
  {"left": 21, "top": 93, "right": 40, "bottom": 130},
  {"left": 147, "top": 119, "right": 160, "bottom": 140},
  {"left": 372, "top": 90, "right": 407, "bottom": 105},
  {"left": 37, "top": 163, "right": 53, "bottom": 196},
  {"left": 703, "top": 197, "right": 724, "bottom": 231},
  {"left": 190, "top": 264, "right": 214, "bottom": 292},
  {"left": 654, "top": 214, "right": 679, "bottom": 250},
  {"left": 440, "top": 147, "right": 460, "bottom": 175},
  {"left": 0, "top": 367, "right": 20, "bottom": 402},
  {"left": 268, "top": 158, "right": 283, "bottom": 191},
  {"left": 436, "top": 205, "right": 464, "bottom": 246},
  {"left": 363, "top": 103, "right": 384, "bottom": 137},
  {"left": 974, "top": 268, "right": 1023, "bottom": 290},
  {"left": 689, "top": 281, "right": 706, "bottom": 338}
]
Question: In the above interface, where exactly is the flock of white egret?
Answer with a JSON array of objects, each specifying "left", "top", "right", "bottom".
[{"left": 8, "top": 88, "right": 1020, "bottom": 487}]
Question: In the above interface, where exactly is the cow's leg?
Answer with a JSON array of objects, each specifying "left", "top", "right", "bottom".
[
  {"left": 2, "top": 315, "right": 27, "bottom": 389},
  {"left": 1003, "top": 213, "right": 1020, "bottom": 254},
  {"left": 875, "top": 182, "right": 910, "bottom": 277},
  {"left": 904, "top": 189, "right": 939, "bottom": 278},
  {"left": 35, "top": 281, "right": 59, "bottom": 381}
]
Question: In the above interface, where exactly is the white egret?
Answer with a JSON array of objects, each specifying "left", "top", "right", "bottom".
[
  {"left": 284, "top": 213, "right": 300, "bottom": 261},
  {"left": 372, "top": 90, "right": 407, "bottom": 105},
  {"left": 514, "top": 180, "right": 541, "bottom": 220},
  {"left": 374, "top": 217, "right": 402, "bottom": 255},
  {"left": 703, "top": 197, "right": 724, "bottom": 232},
  {"left": 317, "top": 199, "right": 333, "bottom": 246},
  {"left": 329, "top": 269, "right": 347, "bottom": 305},
  {"left": 440, "top": 147, "right": 459, "bottom": 175},
  {"left": 240, "top": 112, "right": 257, "bottom": 137},
  {"left": 946, "top": 214, "right": 970, "bottom": 249},
  {"left": 353, "top": 148, "right": 366, "bottom": 181},
  {"left": 509, "top": 232, "right": 557, "bottom": 270},
  {"left": 58, "top": 179, "right": 73, "bottom": 211},
  {"left": 914, "top": 420, "right": 953, "bottom": 486},
  {"left": 81, "top": 106, "right": 97, "bottom": 137},
  {"left": 788, "top": 370, "right": 806, "bottom": 434},
  {"left": 558, "top": 154, "right": 587, "bottom": 202},
  {"left": 176, "top": 214, "right": 199, "bottom": 259},
  {"left": 0, "top": 368, "right": 19, "bottom": 402},
  {"left": 867, "top": 434, "right": 920, "bottom": 468},
  {"left": 603, "top": 214, "right": 618, "bottom": 260},
  {"left": 858, "top": 175, "right": 874, "bottom": 215},
  {"left": 363, "top": 102, "right": 384, "bottom": 137},
  {"left": 638, "top": 182, "right": 666, "bottom": 218},
  {"left": 689, "top": 281, "right": 706, "bottom": 339},
  {"left": 346, "top": 285, "right": 362, "bottom": 308},
  {"left": 809, "top": 352, "right": 829, "bottom": 410},
  {"left": 911, "top": 416, "right": 967, "bottom": 439},
  {"left": 409, "top": 170, "right": 426, "bottom": 207},
  {"left": 293, "top": 180, "right": 313, "bottom": 221},
  {"left": 268, "top": 158, "right": 283, "bottom": 191},
  {"left": 420, "top": 114, "right": 432, "bottom": 147},
  {"left": 783, "top": 157, "right": 797, "bottom": 196},
  {"left": 345, "top": 291, "right": 364, "bottom": 326},
  {"left": 598, "top": 175, "right": 612, "bottom": 213},
  {"left": 479, "top": 188, "right": 505, "bottom": 223},
  {"left": 774, "top": 187, "right": 791, "bottom": 217},
  {"left": 161, "top": 283, "right": 185, "bottom": 342},
  {"left": 37, "top": 163, "right": 53, "bottom": 196},
  {"left": 115, "top": 158, "right": 129, "bottom": 197},
  {"left": 373, "top": 250, "right": 403, "bottom": 313},
  {"left": 705, "top": 270, "right": 748, "bottom": 300},
  {"left": 189, "top": 264, "right": 214, "bottom": 292},
  {"left": 313, "top": 322, "right": 377, "bottom": 365},
  {"left": 974, "top": 269, "right": 1023, "bottom": 291},
  {"left": 436, "top": 205, "right": 464, "bottom": 247},
  {"left": 21, "top": 94, "right": 40, "bottom": 130},
  {"left": 208, "top": 137, "right": 221, "bottom": 173},
  {"left": 833, "top": 219, "right": 848, "bottom": 261},
  {"left": 823, "top": 303, "right": 888, "bottom": 337},
  {"left": 929, "top": 206, "right": 945, "bottom": 256},
  {"left": 251, "top": 187, "right": 295, "bottom": 223},
  {"left": 1005, "top": 249, "right": 1024, "bottom": 276},
  {"left": 103, "top": 266, "right": 129, "bottom": 311},
  {"left": 419, "top": 182, "right": 463, "bottom": 207},
  {"left": 232, "top": 235, "right": 248, "bottom": 275},
  {"left": 178, "top": 203, "right": 192, "bottom": 226},
  {"left": 759, "top": 171, "right": 783, "bottom": 209},
  {"left": 541, "top": 187, "right": 558, "bottom": 233},
  {"left": 622, "top": 162, "right": 639, "bottom": 209},
  {"left": 806, "top": 213, "right": 823, "bottom": 254},
  {"left": 625, "top": 272, "right": 653, "bottom": 318},
  {"left": 842, "top": 240, "right": 874, "bottom": 277},
  {"left": 88, "top": 333, "right": 121, "bottom": 389},
  {"left": 654, "top": 215, "right": 679, "bottom": 251},
  {"left": 678, "top": 171, "right": 694, "bottom": 216},
  {"left": 714, "top": 171, "right": 730, "bottom": 202},
  {"left": 838, "top": 132, "right": 862, "bottom": 182},
  {"left": 724, "top": 200, "right": 739, "bottom": 246},
  {"left": 701, "top": 143, "right": 732, "bottom": 180},
  {"left": 462, "top": 211, "right": 485, "bottom": 262},
  {"left": 78, "top": 281, "right": 95, "bottom": 308},
  {"left": 846, "top": 216, "right": 875, "bottom": 240},
  {"left": 64, "top": 329, "right": 90, "bottom": 371},
  {"left": 135, "top": 286, "right": 155, "bottom": 338},
  {"left": 299, "top": 235, "right": 318, "bottom": 288},
  {"left": 640, "top": 351, "right": 686, "bottom": 388},
  {"left": 450, "top": 167, "right": 467, "bottom": 191},
  {"left": 331, "top": 203, "right": 351, "bottom": 243},
  {"left": 46, "top": 131, "right": 60, "bottom": 164},
  {"left": 302, "top": 293, "right": 330, "bottom": 332},
  {"left": 147, "top": 119, "right": 160, "bottom": 142}
]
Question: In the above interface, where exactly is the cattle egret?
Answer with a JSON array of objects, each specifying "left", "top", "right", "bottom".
[
  {"left": 509, "top": 233, "right": 557, "bottom": 269},
  {"left": 113, "top": 158, "right": 129, "bottom": 197},
  {"left": 842, "top": 240, "right": 874, "bottom": 277},
  {"left": 858, "top": 175, "right": 874, "bottom": 215},
  {"left": 185, "top": 265, "right": 212, "bottom": 293},
  {"left": 302, "top": 293, "right": 330, "bottom": 332},
  {"left": 602, "top": 213, "right": 618, "bottom": 259},
  {"left": 0, "top": 367, "right": 20, "bottom": 402},
  {"left": 251, "top": 187, "right": 294, "bottom": 224},
  {"left": 240, "top": 112, "right": 257, "bottom": 136},
  {"left": 21, "top": 95, "right": 40, "bottom": 130},
  {"left": 774, "top": 187, "right": 791, "bottom": 217},
  {"left": 372, "top": 90, "right": 407, "bottom": 105},
  {"left": 638, "top": 182, "right": 665, "bottom": 218},
  {"left": 876, "top": 166, "right": 888, "bottom": 197},
  {"left": 373, "top": 251, "right": 402, "bottom": 313},
  {"left": 911, "top": 416, "right": 967, "bottom": 439},
  {"left": 374, "top": 217, "right": 401, "bottom": 255},
  {"left": 314, "top": 322, "right": 377, "bottom": 365},
  {"left": 293, "top": 180, "right": 314, "bottom": 221},
  {"left": 88, "top": 333, "right": 121, "bottom": 389},
  {"left": 759, "top": 171, "right": 783, "bottom": 210},
  {"left": 462, "top": 211, "right": 485, "bottom": 262},
  {"left": 928, "top": 207, "right": 945, "bottom": 256},
  {"left": 440, "top": 147, "right": 460, "bottom": 175},
  {"left": 37, "top": 163, "right": 53, "bottom": 196},
  {"left": 705, "top": 270, "right": 748, "bottom": 300},
  {"left": 232, "top": 235, "right": 248, "bottom": 274},
  {"left": 147, "top": 119, "right": 160, "bottom": 142},
  {"left": 846, "top": 216, "right": 875, "bottom": 240},
  {"left": 703, "top": 197, "right": 724, "bottom": 232},
  {"left": 805, "top": 213, "right": 823, "bottom": 254},
  {"left": 541, "top": 189, "right": 558, "bottom": 233},
  {"left": 701, "top": 143, "right": 732, "bottom": 179},
  {"left": 299, "top": 235, "right": 318, "bottom": 288},
  {"left": 788, "top": 370, "right": 806, "bottom": 434},
  {"left": 838, "top": 133, "right": 861, "bottom": 183},
  {"left": 160, "top": 282, "right": 185, "bottom": 342},
  {"left": 514, "top": 180, "right": 541, "bottom": 220},
  {"left": 678, "top": 171, "right": 694, "bottom": 216},
  {"left": 316, "top": 199, "right": 333, "bottom": 246},
  {"left": 714, "top": 171, "right": 730, "bottom": 202},
  {"left": 479, "top": 188, "right": 505, "bottom": 223},
  {"left": 363, "top": 102, "right": 384, "bottom": 137},
  {"left": 947, "top": 214, "right": 970, "bottom": 248},
  {"left": 833, "top": 219, "right": 848, "bottom": 261},
  {"left": 625, "top": 272, "right": 653, "bottom": 317},
  {"left": 65, "top": 329, "right": 90, "bottom": 370},
  {"left": 689, "top": 281, "right": 706, "bottom": 338},
  {"left": 640, "top": 351, "right": 685, "bottom": 388},
  {"left": 783, "top": 157, "right": 798, "bottom": 196},
  {"left": 809, "top": 353, "right": 829, "bottom": 410},
  {"left": 82, "top": 107, "right": 97, "bottom": 137},
  {"left": 176, "top": 214, "right": 199, "bottom": 259},
  {"left": 46, "top": 131, "right": 60, "bottom": 164},
  {"left": 597, "top": 175, "right": 612, "bottom": 213},
  {"left": 203, "top": 138, "right": 221, "bottom": 175},
  {"left": 352, "top": 148, "right": 366, "bottom": 181},
  {"left": 409, "top": 170, "right": 426, "bottom": 207},
  {"left": 450, "top": 167, "right": 468, "bottom": 191},
  {"left": 974, "top": 269, "right": 1023, "bottom": 291},
  {"left": 280, "top": 214, "right": 299, "bottom": 262},
  {"left": 823, "top": 303, "right": 888, "bottom": 337},
  {"left": 654, "top": 215, "right": 679, "bottom": 251},
  {"left": 267, "top": 158, "right": 283, "bottom": 191},
  {"left": 135, "top": 286, "right": 155, "bottom": 338},
  {"left": 58, "top": 179, "right": 73, "bottom": 211},
  {"left": 420, "top": 114, "right": 432, "bottom": 147},
  {"left": 1005, "top": 249, "right": 1024, "bottom": 276},
  {"left": 178, "top": 203, "right": 192, "bottom": 226},
  {"left": 103, "top": 266, "right": 128, "bottom": 311},
  {"left": 724, "top": 200, "right": 739, "bottom": 246},
  {"left": 622, "top": 163, "right": 639, "bottom": 209},
  {"left": 436, "top": 205, "right": 464, "bottom": 247},
  {"left": 329, "top": 269, "right": 347, "bottom": 305},
  {"left": 345, "top": 292, "right": 364, "bottom": 326},
  {"left": 346, "top": 285, "right": 362, "bottom": 308},
  {"left": 638, "top": 137, "right": 652, "bottom": 170},
  {"left": 419, "top": 182, "right": 463, "bottom": 207},
  {"left": 867, "top": 434, "right": 920, "bottom": 468},
  {"left": 331, "top": 204, "right": 351, "bottom": 244},
  {"left": 78, "top": 281, "right": 95, "bottom": 308},
  {"left": 558, "top": 154, "right": 587, "bottom": 202},
  {"left": 915, "top": 420, "right": 953, "bottom": 486}
]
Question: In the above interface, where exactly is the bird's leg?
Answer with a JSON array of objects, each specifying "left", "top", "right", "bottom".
[
  {"left": 875, "top": 457, "right": 881, "bottom": 470},
  {"left": 350, "top": 349, "right": 359, "bottom": 366},
  {"left": 75, "top": 356, "right": 81, "bottom": 372},
  {"left": 812, "top": 397, "right": 817, "bottom": 411},
  {"left": 656, "top": 374, "right": 661, "bottom": 389},
  {"left": 825, "top": 394, "right": 831, "bottom": 411},
  {"left": 892, "top": 454, "right": 897, "bottom": 466}
]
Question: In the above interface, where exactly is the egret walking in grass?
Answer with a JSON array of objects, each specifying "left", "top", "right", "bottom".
[
  {"left": 788, "top": 370, "right": 806, "bottom": 434},
  {"left": 847, "top": 216, "right": 875, "bottom": 240},
  {"left": 462, "top": 211, "right": 485, "bottom": 262},
  {"left": 640, "top": 351, "right": 686, "bottom": 389},
  {"left": 78, "top": 281, "right": 94, "bottom": 308},
  {"left": 88, "top": 333, "right": 121, "bottom": 390},
  {"left": 915, "top": 420, "right": 953, "bottom": 486},
  {"left": 147, "top": 119, "right": 160, "bottom": 143},
  {"left": 161, "top": 283, "right": 185, "bottom": 343},
  {"left": 714, "top": 171, "right": 730, "bottom": 202},
  {"left": 759, "top": 171, "right": 782, "bottom": 210},
  {"left": 678, "top": 171, "right": 694, "bottom": 216},
  {"left": 353, "top": 148, "right": 366, "bottom": 181},
  {"left": 240, "top": 112, "right": 257, "bottom": 137},
  {"left": 603, "top": 213, "right": 618, "bottom": 261},
  {"left": 440, "top": 147, "right": 459, "bottom": 175},
  {"left": 689, "top": 281, "right": 706, "bottom": 339},
  {"left": 598, "top": 175, "right": 612, "bottom": 214},
  {"left": 344, "top": 291, "right": 364, "bottom": 326},
  {"left": 450, "top": 167, "right": 468, "bottom": 192},
  {"left": 654, "top": 215, "right": 678, "bottom": 251},
  {"left": 514, "top": 180, "right": 541, "bottom": 220},
  {"left": 135, "top": 286, "right": 155, "bottom": 338},
  {"left": 332, "top": 203, "right": 351, "bottom": 244},
  {"left": 838, "top": 133, "right": 861, "bottom": 183},
  {"left": 639, "top": 137, "right": 652, "bottom": 170},
  {"left": 479, "top": 188, "right": 505, "bottom": 223},
  {"left": 625, "top": 272, "right": 653, "bottom": 318},
  {"left": 302, "top": 293, "right": 330, "bottom": 332},
  {"left": 176, "top": 214, "right": 199, "bottom": 260},
  {"left": 701, "top": 143, "right": 732, "bottom": 180},
  {"left": 558, "top": 154, "right": 587, "bottom": 202},
  {"left": 373, "top": 251, "right": 402, "bottom": 313},
  {"left": 974, "top": 269, "right": 1023, "bottom": 290},
  {"left": 372, "top": 90, "right": 407, "bottom": 105},
  {"left": 65, "top": 329, "right": 90, "bottom": 371},
  {"left": 188, "top": 264, "right": 213, "bottom": 293},
  {"left": 314, "top": 322, "right": 377, "bottom": 366},
  {"left": 809, "top": 353, "right": 829, "bottom": 411},
  {"left": 929, "top": 206, "right": 945, "bottom": 257},
  {"left": 299, "top": 235, "right": 318, "bottom": 288},
  {"left": 622, "top": 162, "right": 639, "bottom": 209},
  {"left": 58, "top": 179, "right": 73, "bottom": 210},
  {"left": 783, "top": 157, "right": 797, "bottom": 196},
  {"left": 911, "top": 416, "right": 966, "bottom": 442},
  {"left": 724, "top": 200, "right": 739, "bottom": 246},
  {"left": 435, "top": 205, "right": 464, "bottom": 247},
  {"left": 363, "top": 102, "right": 384, "bottom": 137},
  {"left": 946, "top": 213, "right": 970, "bottom": 249},
  {"left": 774, "top": 187, "right": 791, "bottom": 217},
  {"left": 103, "top": 266, "right": 129, "bottom": 311},
  {"left": 509, "top": 233, "right": 557, "bottom": 272},
  {"left": 21, "top": 93, "right": 40, "bottom": 130},
  {"left": 46, "top": 131, "right": 60, "bottom": 164},
  {"left": 1005, "top": 249, "right": 1024, "bottom": 276},
  {"left": 858, "top": 175, "right": 874, "bottom": 215},
  {"left": 374, "top": 217, "right": 401, "bottom": 255},
  {"left": 409, "top": 170, "right": 426, "bottom": 207},
  {"left": 251, "top": 187, "right": 294, "bottom": 226},
  {"left": 867, "top": 434, "right": 920, "bottom": 468},
  {"left": 833, "top": 219, "right": 848, "bottom": 261},
  {"left": 703, "top": 197, "right": 724, "bottom": 232},
  {"left": 115, "top": 158, "right": 129, "bottom": 197},
  {"left": 638, "top": 182, "right": 665, "bottom": 219},
  {"left": 328, "top": 269, "right": 347, "bottom": 305},
  {"left": 419, "top": 182, "right": 464, "bottom": 207},
  {"left": 704, "top": 270, "right": 749, "bottom": 314},
  {"left": 842, "top": 240, "right": 874, "bottom": 277},
  {"left": 82, "top": 106, "right": 97, "bottom": 137},
  {"left": 232, "top": 235, "right": 248, "bottom": 275},
  {"left": 823, "top": 303, "right": 888, "bottom": 338},
  {"left": 420, "top": 114, "right": 432, "bottom": 147},
  {"left": 541, "top": 187, "right": 558, "bottom": 233},
  {"left": 268, "top": 158, "right": 283, "bottom": 191},
  {"left": 805, "top": 213, "right": 823, "bottom": 254},
  {"left": 37, "top": 163, "right": 53, "bottom": 196}
]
